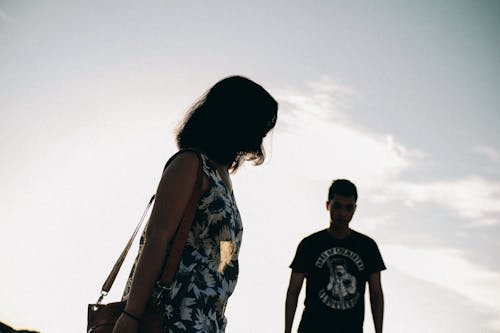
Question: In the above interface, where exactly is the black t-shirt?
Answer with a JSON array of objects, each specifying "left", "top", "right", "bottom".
[{"left": 290, "top": 229, "right": 386, "bottom": 333}]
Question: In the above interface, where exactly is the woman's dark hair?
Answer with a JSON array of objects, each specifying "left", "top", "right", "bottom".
[
  {"left": 328, "top": 179, "right": 358, "bottom": 202},
  {"left": 176, "top": 76, "right": 278, "bottom": 172}
]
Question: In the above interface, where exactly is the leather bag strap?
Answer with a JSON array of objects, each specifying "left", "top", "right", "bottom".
[
  {"left": 101, "top": 194, "right": 156, "bottom": 294},
  {"left": 99, "top": 149, "right": 204, "bottom": 295}
]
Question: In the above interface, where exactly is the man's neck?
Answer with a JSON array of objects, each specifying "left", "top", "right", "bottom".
[{"left": 327, "top": 226, "right": 352, "bottom": 240}]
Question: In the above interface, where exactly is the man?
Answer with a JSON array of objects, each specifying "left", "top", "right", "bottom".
[{"left": 285, "top": 179, "right": 385, "bottom": 333}]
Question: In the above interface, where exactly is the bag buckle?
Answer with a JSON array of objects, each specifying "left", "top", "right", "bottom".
[{"left": 90, "top": 291, "right": 108, "bottom": 311}]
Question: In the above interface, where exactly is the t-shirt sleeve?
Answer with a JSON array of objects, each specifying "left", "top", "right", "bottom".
[
  {"left": 289, "top": 239, "right": 311, "bottom": 273},
  {"left": 366, "top": 240, "right": 386, "bottom": 275}
]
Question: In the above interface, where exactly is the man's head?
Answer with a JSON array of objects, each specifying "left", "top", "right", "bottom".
[
  {"left": 326, "top": 179, "right": 357, "bottom": 228},
  {"left": 328, "top": 179, "right": 358, "bottom": 203}
]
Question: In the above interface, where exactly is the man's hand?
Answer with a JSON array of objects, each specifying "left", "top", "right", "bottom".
[
  {"left": 368, "top": 271, "right": 384, "bottom": 333},
  {"left": 285, "top": 271, "right": 305, "bottom": 333}
]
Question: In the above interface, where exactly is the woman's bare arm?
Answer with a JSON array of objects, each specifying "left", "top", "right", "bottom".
[{"left": 117, "top": 152, "right": 204, "bottom": 324}]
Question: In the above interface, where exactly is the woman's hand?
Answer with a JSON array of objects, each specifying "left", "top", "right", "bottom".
[{"left": 111, "top": 313, "right": 139, "bottom": 333}]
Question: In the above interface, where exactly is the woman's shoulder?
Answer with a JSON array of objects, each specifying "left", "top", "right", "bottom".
[
  {"left": 168, "top": 148, "right": 202, "bottom": 163},
  {"left": 162, "top": 150, "right": 201, "bottom": 179},
  {"left": 165, "top": 149, "right": 214, "bottom": 190},
  {"left": 156, "top": 150, "right": 211, "bottom": 194},
  {"left": 164, "top": 149, "right": 210, "bottom": 172}
]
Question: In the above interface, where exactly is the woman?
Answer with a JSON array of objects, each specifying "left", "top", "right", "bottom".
[{"left": 112, "top": 76, "right": 278, "bottom": 333}]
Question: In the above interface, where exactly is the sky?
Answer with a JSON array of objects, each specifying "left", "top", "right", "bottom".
[{"left": 1, "top": 0, "right": 499, "bottom": 332}]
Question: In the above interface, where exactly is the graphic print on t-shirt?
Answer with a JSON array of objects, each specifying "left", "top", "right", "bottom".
[{"left": 315, "top": 247, "right": 364, "bottom": 310}]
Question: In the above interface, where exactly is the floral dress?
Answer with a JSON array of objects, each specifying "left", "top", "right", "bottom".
[{"left": 123, "top": 152, "right": 243, "bottom": 333}]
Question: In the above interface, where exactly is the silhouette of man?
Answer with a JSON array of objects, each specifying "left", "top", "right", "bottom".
[{"left": 285, "top": 179, "right": 385, "bottom": 333}]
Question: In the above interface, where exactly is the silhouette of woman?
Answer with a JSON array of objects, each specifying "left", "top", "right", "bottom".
[{"left": 112, "top": 76, "right": 278, "bottom": 333}]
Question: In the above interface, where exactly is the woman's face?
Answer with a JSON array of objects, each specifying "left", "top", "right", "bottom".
[{"left": 232, "top": 113, "right": 269, "bottom": 148}]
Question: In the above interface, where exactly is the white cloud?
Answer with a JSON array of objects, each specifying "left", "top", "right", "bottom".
[
  {"left": 307, "top": 76, "right": 356, "bottom": 95},
  {"left": 273, "top": 77, "right": 500, "bottom": 229},
  {"left": 384, "top": 244, "right": 500, "bottom": 327},
  {"left": 389, "top": 176, "right": 500, "bottom": 226},
  {"left": 475, "top": 145, "right": 500, "bottom": 163},
  {"left": 274, "top": 79, "right": 420, "bottom": 189}
]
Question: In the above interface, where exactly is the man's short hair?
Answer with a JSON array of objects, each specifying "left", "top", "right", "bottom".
[{"left": 328, "top": 179, "right": 358, "bottom": 202}]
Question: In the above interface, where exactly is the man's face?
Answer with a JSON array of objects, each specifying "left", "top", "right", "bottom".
[
  {"left": 335, "top": 265, "right": 346, "bottom": 276},
  {"left": 327, "top": 194, "right": 357, "bottom": 228}
]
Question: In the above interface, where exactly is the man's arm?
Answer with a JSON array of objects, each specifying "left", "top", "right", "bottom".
[
  {"left": 285, "top": 271, "right": 305, "bottom": 333},
  {"left": 368, "top": 271, "right": 384, "bottom": 333}
]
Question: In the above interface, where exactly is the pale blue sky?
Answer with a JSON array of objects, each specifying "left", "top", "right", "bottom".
[{"left": 1, "top": 1, "right": 499, "bottom": 332}]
